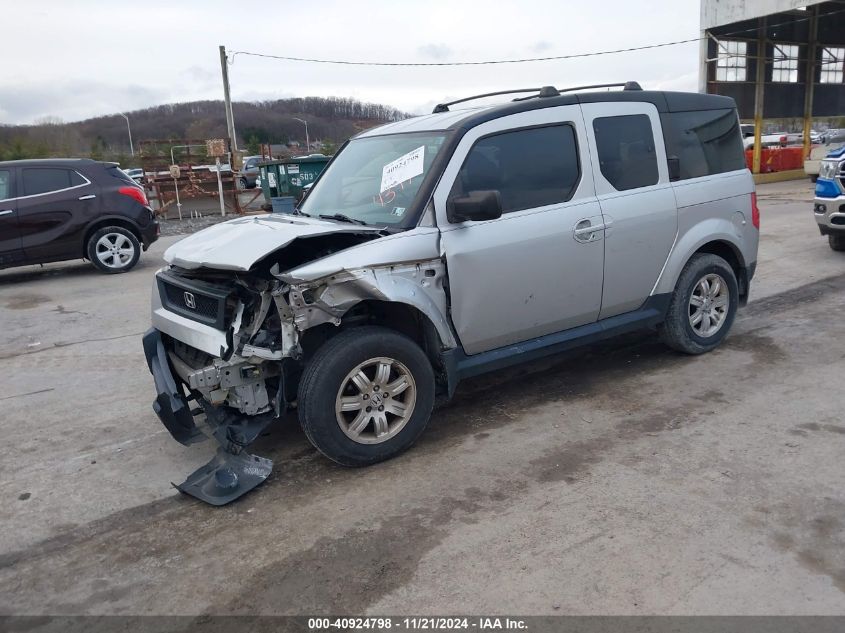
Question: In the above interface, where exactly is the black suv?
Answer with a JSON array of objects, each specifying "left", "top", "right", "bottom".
[{"left": 0, "top": 158, "right": 159, "bottom": 274}]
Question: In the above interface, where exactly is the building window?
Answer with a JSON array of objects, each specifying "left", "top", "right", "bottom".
[
  {"left": 772, "top": 44, "right": 799, "bottom": 83},
  {"left": 716, "top": 40, "right": 747, "bottom": 82},
  {"left": 820, "top": 47, "right": 844, "bottom": 83}
]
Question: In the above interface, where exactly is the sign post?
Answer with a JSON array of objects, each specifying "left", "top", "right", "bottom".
[
  {"left": 207, "top": 139, "right": 227, "bottom": 217},
  {"left": 169, "top": 164, "right": 182, "bottom": 220}
]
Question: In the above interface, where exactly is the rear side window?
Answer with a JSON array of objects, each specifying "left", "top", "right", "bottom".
[
  {"left": 662, "top": 109, "right": 746, "bottom": 180},
  {"left": 0, "top": 170, "right": 11, "bottom": 200},
  {"left": 452, "top": 124, "right": 580, "bottom": 214},
  {"left": 110, "top": 166, "right": 138, "bottom": 185},
  {"left": 22, "top": 168, "right": 85, "bottom": 196},
  {"left": 593, "top": 114, "right": 659, "bottom": 191}
]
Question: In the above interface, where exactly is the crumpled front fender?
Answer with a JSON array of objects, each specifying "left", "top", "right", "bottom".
[{"left": 284, "top": 260, "right": 458, "bottom": 350}]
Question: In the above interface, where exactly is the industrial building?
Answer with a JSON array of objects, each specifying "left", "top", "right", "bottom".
[{"left": 699, "top": 0, "right": 845, "bottom": 173}]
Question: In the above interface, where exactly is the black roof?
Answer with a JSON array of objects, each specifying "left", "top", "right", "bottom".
[
  {"left": 449, "top": 90, "right": 738, "bottom": 131},
  {"left": 0, "top": 158, "right": 108, "bottom": 169}
]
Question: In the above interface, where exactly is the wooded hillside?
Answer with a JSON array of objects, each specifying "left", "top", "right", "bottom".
[{"left": 0, "top": 96, "right": 408, "bottom": 165}]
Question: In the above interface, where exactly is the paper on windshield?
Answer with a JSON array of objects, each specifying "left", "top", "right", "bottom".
[{"left": 380, "top": 146, "right": 425, "bottom": 193}]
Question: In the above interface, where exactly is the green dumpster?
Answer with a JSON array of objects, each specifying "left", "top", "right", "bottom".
[{"left": 258, "top": 155, "right": 330, "bottom": 204}]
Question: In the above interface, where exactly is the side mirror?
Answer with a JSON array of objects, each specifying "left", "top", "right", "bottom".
[
  {"left": 447, "top": 190, "right": 503, "bottom": 223},
  {"left": 667, "top": 156, "right": 680, "bottom": 182}
]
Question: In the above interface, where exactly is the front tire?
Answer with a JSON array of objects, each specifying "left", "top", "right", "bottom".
[
  {"left": 829, "top": 234, "right": 845, "bottom": 251},
  {"left": 659, "top": 253, "right": 739, "bottom": 355},
  {"left": 298, "top": 326, "right": 435, "bottom": 467},
  {"left": 87, "top": 226, "right": 141, "bottom": 273}
]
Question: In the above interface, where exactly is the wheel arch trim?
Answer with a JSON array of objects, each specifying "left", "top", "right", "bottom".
[{"left": 651, "top": 220, "right": 748, "bottom": 297}]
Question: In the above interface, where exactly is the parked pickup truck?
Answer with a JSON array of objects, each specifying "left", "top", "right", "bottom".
[
  {"left": 813, "top": 146, "right": 845, "bottom": 251},
  {"left": 805, "top": 130, "right": 845, "bottom": 182}
]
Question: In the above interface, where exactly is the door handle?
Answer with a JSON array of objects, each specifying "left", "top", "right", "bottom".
[
  {"left": 573, "top": 219, "right": 606, "bottom": 243},
  {"left": 0, "top": 209, "right": 13, "bottom": 216},
  {"left": 78, "top": 194, "right": 96, "bottom": 201}
]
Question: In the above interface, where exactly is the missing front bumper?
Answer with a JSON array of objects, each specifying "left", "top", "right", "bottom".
[
  {"left": 142, "top": 328, "right": 275, "bottom": 505},
  {"left": 175, "top": 448, "right": 273, "bottom": 506},
  {"left": 142, "top": 328, "right": 203, "bottom": 446}
]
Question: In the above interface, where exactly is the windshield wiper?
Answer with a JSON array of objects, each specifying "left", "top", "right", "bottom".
[
  {"left": 318, "top": 213, "right": 368, "bottom": 225},
  {"left": 292, "top": 208, "right": 310, "bottom": 217}
]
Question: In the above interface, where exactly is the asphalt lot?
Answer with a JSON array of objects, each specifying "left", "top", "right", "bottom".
[{"left": 1, "top": 180, "right": 844, "bottom": 615}]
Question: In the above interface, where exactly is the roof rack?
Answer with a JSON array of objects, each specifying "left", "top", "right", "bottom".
[
  {"left": 432, "top": 87, "right": 558, "bottom": 113},
  {"left": 432, "top": 81, "right": 642, "bottom": 113}
]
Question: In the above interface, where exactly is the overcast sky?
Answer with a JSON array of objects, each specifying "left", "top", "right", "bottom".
[{"left": 0, "top": 0, "right": 701, "bottom": 125}]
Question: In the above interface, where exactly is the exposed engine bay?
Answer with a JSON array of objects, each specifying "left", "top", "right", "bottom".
[{"left": 144, "top": 225, "right": 454, "bottom": 505}]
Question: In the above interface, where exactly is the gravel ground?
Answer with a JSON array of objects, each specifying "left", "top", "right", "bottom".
[
  {"left": 156, "top": 190, "right": 269, "bottom": 236},
  {"left": 157, "top": 213, "right": 234, "bottom": 237}
]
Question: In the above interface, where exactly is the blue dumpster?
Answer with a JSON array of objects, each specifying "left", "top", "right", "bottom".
[{"left": 270, "top": 196, "right": 296, "bottom": 214}]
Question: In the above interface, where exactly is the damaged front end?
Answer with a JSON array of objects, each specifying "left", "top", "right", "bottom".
[
  {"left": 143, "top": 266, "right": 302, "bottom": 505},
  {"left": 143, "top": 226, "right": 453, "bottom": 506}
]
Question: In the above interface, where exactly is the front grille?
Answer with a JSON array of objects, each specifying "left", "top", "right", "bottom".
[
  {"left": 156, "top": 271, "right": 234, "bottom": 329},
  {"left": 162, "top": 282, "right": 219, "bottom": 320}
]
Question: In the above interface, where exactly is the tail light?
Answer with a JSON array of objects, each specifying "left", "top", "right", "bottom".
[
  {"left": 751, "top": 192, "right": 760, "bottom": 229},
  {"left": 118, "top": 186, "right": 148, "bottom": 206}
]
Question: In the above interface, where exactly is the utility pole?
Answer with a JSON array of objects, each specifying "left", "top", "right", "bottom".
[{"left": 219, "top": 45, "right": 238, "bottom": 153}]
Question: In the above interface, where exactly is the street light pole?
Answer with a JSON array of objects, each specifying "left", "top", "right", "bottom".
[
  {"left": 118, "top": 112, "right": 134, "bottom": 157},
  {"left": 293, "top": 117, "right": 309, "bottom": 152}
]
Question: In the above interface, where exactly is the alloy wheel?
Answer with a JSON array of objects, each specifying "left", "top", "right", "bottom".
[
  {"left": 95, "top": 232, "right": 136, "bottom": 269},
  {"left": 335, "top": 356, "right": 417, "bottom": 444},
  {"left": 689, "top": 273, "right": 729, "bottom": 337}
]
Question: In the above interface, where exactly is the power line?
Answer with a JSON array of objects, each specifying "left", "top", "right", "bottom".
[
  {"left": 227, "top": 6, "right": 845, "bottom": 69},
  {"left": 229, "top": 38, "right": 701, "bottom": 67}
]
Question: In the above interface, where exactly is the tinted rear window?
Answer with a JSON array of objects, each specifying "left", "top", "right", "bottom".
[
  {"left": 110, "top": 167, "right": 138, "bottom": 185},
  {"left": 662, "top": 109, "right": 746, "bottom": 180},
  {"left": 22, "top": 168, "right": 84, "bottom": 196}
]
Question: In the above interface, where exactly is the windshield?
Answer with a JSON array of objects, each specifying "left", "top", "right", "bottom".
[{"left": 299, "top": 132, "right": 447, "bottom": 226}]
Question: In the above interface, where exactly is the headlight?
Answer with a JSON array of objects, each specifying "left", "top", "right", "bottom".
[{"left": 819, "top": 160, "right": 839, "bottom": 180}]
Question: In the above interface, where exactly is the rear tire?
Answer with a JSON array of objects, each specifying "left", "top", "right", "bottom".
[
  {"left": 86, "top": 226, "right": 141, "bottom": 274},
  {"left": 830, "top": 234, "right": 845, "bottom": 251},
  {"left": 298, "top": 326, "right": 435, "bottom": 467},
  {"left": 658, "top": 253, "right": 739, "bottom": 355}
]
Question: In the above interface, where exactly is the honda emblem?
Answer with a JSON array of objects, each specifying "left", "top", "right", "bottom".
[{"left": 183, "top": 292, "right": 196, "bottom": 310}]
